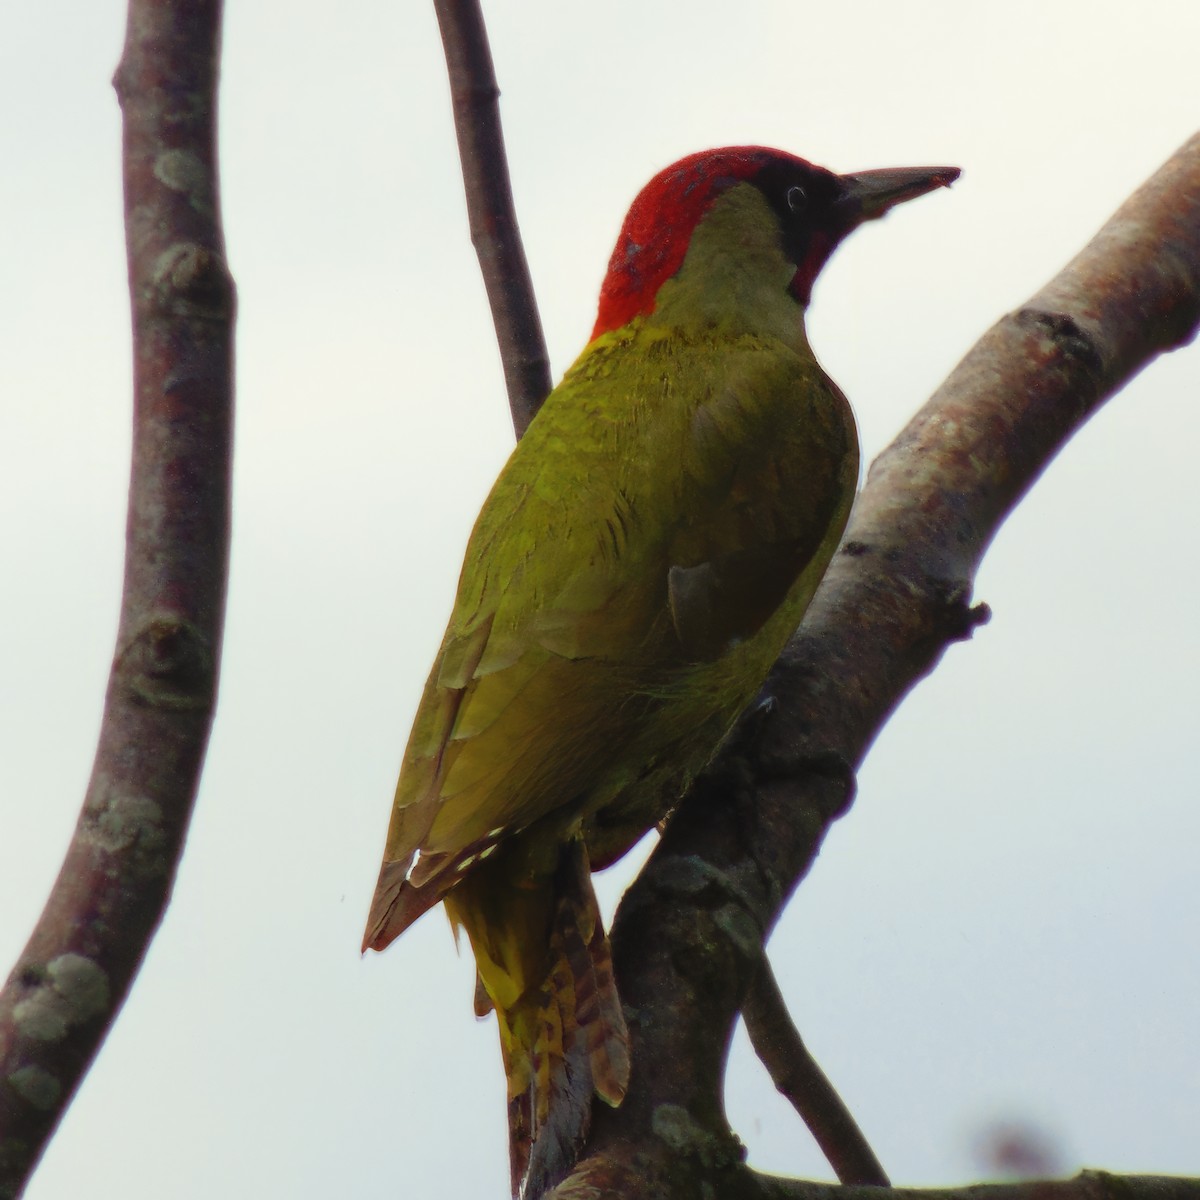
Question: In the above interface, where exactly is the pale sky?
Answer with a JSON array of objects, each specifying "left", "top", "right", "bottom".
[{"left": 2, "top": 2, "right": 1198, "bottom": 1196}]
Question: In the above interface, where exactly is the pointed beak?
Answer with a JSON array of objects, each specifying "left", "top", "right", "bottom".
[{"left": 836, "top": 165, "right": 961, "bottom": 225}]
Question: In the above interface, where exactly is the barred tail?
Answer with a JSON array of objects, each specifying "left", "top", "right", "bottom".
[{"left": 487, "top": 838, "right": 630, "bottom": 1198}]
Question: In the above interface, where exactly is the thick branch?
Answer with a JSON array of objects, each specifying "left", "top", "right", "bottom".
[
  {"left": 0, "top": 3, "right": 233, "bottom": 1195},
  {"left": 433, "top": 0, "right": 552, "bottom": 436},
  {"left": 567, "top": 134, "right": 1200, "bottom": 1196}
]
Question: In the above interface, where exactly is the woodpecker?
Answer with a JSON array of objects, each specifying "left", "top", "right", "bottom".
[{"left": 365, "top": 146, "right": 958, "bottom": 1197}]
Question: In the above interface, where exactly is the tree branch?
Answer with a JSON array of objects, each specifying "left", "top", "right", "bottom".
[
  {"left": 564, "top": 132, "right": 1200, "bottom": 1197},
  {"left": 0, "top": 3, "right": 233, "bottom": 1195},
  {"left": 432, "top": 0, "right": 552, "bottom": 436},
  {"left": 559, "top": 1166, "right": 1199, "bottom": 1200},
  {"left": 743, "top": 958, "right": 889, "bottom": 1186}
]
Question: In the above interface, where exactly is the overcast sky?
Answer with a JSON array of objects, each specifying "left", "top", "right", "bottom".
[{"left": 2, "top": 2, "right": 1198, "bottom": 1197}]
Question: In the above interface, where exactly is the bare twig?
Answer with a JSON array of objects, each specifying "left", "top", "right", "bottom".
[
  {"left": 433, "top": 0, "right": 552, "bottom": 436},
  {"left": 0, "top": 3, "right": 233, "bottom": 1195},
  {"left": 743, "top": 958, "right": 889, "bottom": 1186},
  {"left": 566, "top": 133, "right": 1200, "bottom": 1198}
]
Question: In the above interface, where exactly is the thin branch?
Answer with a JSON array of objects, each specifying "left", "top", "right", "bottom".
[
  {"left": 567, "top": 133, "right": 1200, "bottom": 1198},
  {"left": 750, "top": 1172, "right": 1200, "bottom": 1200},
  {"left": 0, "top": 3, "right": 234, "bottom": 1195},
  {"left": 743, "top": 958, "right": 889, "bottom": 1186},
  {"left": 433, "top": 0, "right": 552, "bottom": 436}
]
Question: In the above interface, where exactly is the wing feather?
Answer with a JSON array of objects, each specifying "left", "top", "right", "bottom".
[{"left": 364, "top": 328, "right": 857, "bottom": 949}]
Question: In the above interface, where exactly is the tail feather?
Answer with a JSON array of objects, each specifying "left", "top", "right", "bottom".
[
  {"left": 554, "top": 846, "right": 630, "bottom": 1108},
  {"left": 491, "top": 838, "right": 630, "bottom": 1199},
  {"left": 449, "top": 835, "right": 630, "bottom": 1198},
  {"left": 583, "top": 919, "right": 630, "bottom": 1106},
  {"left": 513, "top": 949, "right": 592, "bottom": 1199}
]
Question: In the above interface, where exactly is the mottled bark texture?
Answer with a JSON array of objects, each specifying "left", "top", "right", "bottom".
[
  {"left": 556, "top": 133, "right": 1200, "bottom": 1196},
  {"left": 433, "top": 0, "right": 551, "bottom": 437},
  {"left": 0, "top": 3, "right": 233, "bottom": 1196}
]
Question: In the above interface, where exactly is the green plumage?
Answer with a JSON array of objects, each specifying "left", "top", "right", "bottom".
[{"left": 408, "top": 318, "right": 853, "bottom": 867}]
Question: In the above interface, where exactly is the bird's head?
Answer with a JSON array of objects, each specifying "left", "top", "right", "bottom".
[{"left": 592, "top": 147, "right": 959, "bottom": 341}]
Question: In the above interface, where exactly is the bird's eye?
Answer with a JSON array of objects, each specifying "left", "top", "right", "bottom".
[{"left": 786, "top": 185, "right": 807, "bottom": 212}]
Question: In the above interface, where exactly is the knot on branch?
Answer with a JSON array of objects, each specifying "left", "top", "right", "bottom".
[
  {"left": 150, "top": 242, "right": 235, "bottom": 321},
  {"left": 117, "top": 616, "right": 214, "bottom": 711},
  {"left": 1015, "top": 308, "right": 1106, "bottom": 381},
  {"left": 723, "top": 687, "right": 858, "bottom": 827},
  {"left": 771, "top": 750, "right": 858, "bottom": 823},
  {"left": 929, "top": 579, "right": 991, "bottom": 643},
  {"left": 651, "top": 1104, "right": 745, "bottom": 1172}
]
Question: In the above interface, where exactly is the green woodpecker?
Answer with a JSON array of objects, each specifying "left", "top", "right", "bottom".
[{"left": 364, "top": 147, "right": 957, "bottom": 1196}]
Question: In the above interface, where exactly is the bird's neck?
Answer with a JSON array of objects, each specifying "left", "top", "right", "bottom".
[{"left": 646, "top": 184, "right": 813, "bottom": 356}]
